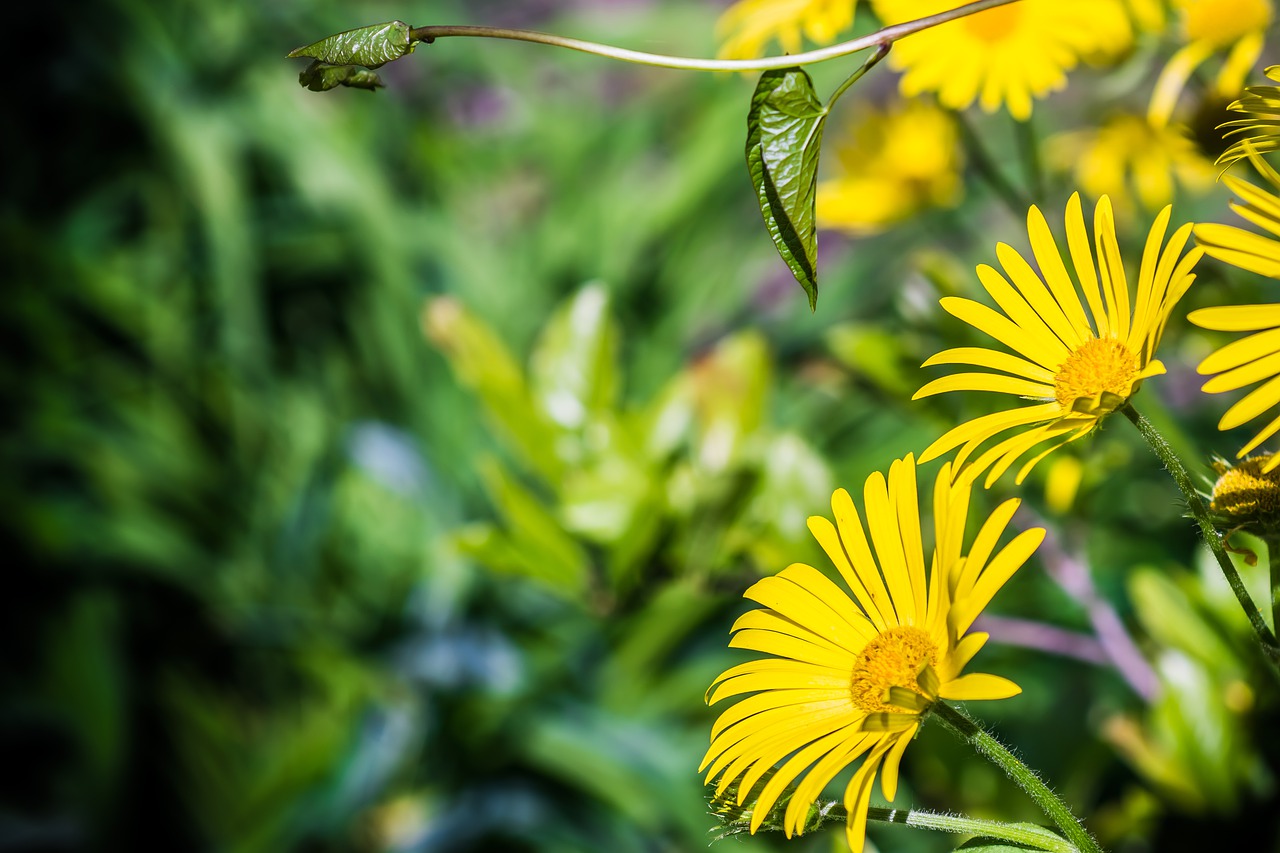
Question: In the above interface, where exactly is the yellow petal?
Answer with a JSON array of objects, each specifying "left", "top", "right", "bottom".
[
  {"left": 937, "top": 672, "right": 1023, "bottom": 700},
  {"left": 1202, "top": 350, "right": 1280, "bottom": 393},
  {"left": 913, "top": 372, "right": 1056, "bottom": 400},
  {"left": 922, "top": 346, "right": 1056, "bottom": 383},
  {"left": 1027, "top": 203, "right": 1093, "bottom": 338},
  {"left": 1188, "top": 304, "right": 1280, "bottom": 332},
  {"left": 1219, "top": 374, "right": 1280, "bottom": 430},
  {"left": 878, "top": 722, "right": 918, "bottom": 802}
]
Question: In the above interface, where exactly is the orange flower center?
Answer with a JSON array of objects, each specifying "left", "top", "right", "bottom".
[
  {"left": 850, "top": 626, "right": 938, "bottom": 713},
  {"left": 962, "top": 4, "right": 1022, "bottom": 42},
  {"left": 1053, "top": 337, "right": 1139, "bottom": 412}
]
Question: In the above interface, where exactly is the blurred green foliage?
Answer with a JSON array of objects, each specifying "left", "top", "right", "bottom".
[{"left": 9, "top": 0, "right": 1280, "bottom": 851}]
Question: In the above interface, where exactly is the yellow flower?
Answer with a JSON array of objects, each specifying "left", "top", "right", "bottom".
[
  {"left": 1209, "top": 454, "right": 1280, "bottom": 526},
  {"left": 816, "top": 100, "right": 963, "bottom": 234},
  {"left": 1049, "top": 114, "right": 1215, "bottom": 213},
  {"left": 1149, "top": 0, "right": 1273, "bottom": 127},
  {"left": 868, "top": 0, "right": 1132, "bottom": 120},
  {"left": 1190, "top": 159, "right": 1280, "bottom": 469},
  {"left": 716, "top": 0, "right": 856, "bottom": 59},
  {"left": 1127, "top": 0, "right": 1168, "bottom": 33},
  {"left": 701, "top": 455, "right": 1041, "bottom": 853},
  {"left": 914, "top": 194, "right": 1202, "bottom": 487},
  {"left": 1220, "top": 66, "right": 1280, "bottom": 166}
]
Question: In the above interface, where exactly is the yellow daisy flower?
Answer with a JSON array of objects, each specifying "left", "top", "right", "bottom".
[
  {"left": 701, "top": 455, "right": 1042, "bottom": 853},
  {"left": 1190, "top": 158, "right": 1280, "bottom": 469},
  {"left": 868, "top": 0, "right": 1132, "bottom": 120},
  {"left": 716, "top": 0, "right": 856, "bottom": 59},
  {"left": 816, "top": 100, "right": 963, "bottom": 234},
  {"left": 1049, "top": 114, "right": 1215, "bottom": 213},
  {"left": 1220, "top": 66, "right": 1280, "bottom": 165},
  {"left": 1149, "top": 0, "right": 1273, "bottom": 127},
  {"left": 914, "top": 193, "right": 1203, "bottom": 487}
]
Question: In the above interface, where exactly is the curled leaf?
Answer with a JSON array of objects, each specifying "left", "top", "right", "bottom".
[
  {"left": 288, "top": 20, "right": 416, "bottom": 69},
  {"left": 298, "top": 61, "right": 384, "bottom": 92}
]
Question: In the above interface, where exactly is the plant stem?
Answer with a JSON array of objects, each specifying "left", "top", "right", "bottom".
[
  {"left": 931, "top": 702, "right": 1103, "bottom": 853},
  {"left": 955, "top": 111, "right": 1032, "bottom": 218},
  {"left": 1121, "top": 403, "right": 1280, "bottom": 666},
  {"left": 1266, "top": 533, "right": 1280, "bottom": 639},
  {"left": 409, "top": 0, "right": 1022, "bottom": 72},
  {"left": 1016, "top": 113, "right": 1046, "bottom": 203},
  {"left": 826, "top": 44, "right": 890, "bottom": 110}
]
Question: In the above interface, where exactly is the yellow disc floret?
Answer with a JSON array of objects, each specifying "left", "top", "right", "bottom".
[
  {"left": 1054, "top": 337, "right": 1140, "bottom": 412},
  {"left": 850, "top": 626, "right": 939, "bottom": 713},
  {"left": 1210, "top": 455, "right": 1280, "bottom": 525}
]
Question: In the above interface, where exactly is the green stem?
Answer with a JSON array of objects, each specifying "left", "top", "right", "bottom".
[
  {"left": 955, "top": 111, "right": 1032, "bottom": 218},
  {"left": 1264, "top": 533, "right": 1280, "bottom": 641},
  {"left": 931, "top": 702, "right": 1103, "bottom": 853},
  {"left": 826, "top": 44, "right": 890, "bottom": 111},
  {"left": 1016, "top": 113, "right": 1045, "bottom": 203},
  {"left": 409, "top": 0, "right": 1021, "bottom": 72},
  {"left": 1121, "top": 403, "right": 1280, "bottom": 666}
]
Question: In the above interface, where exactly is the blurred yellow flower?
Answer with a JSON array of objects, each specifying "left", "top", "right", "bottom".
[
  {"left": 1149, "top": 0, "right": 1273, "bottom": 126},
  {"left": 716, "top": 0, "right": 856, "bottom": 59},
  {"left": 1221, "top": 66, "right": 1280, "bottom": 165},
  {"left": 1050, "top": 114, "right": 1215, "bottom": 212},
  {"left": 915, "top": 194, "right": 1202, "bottom": 487},
  {"left": 816, "top": 100, "right": 963, "bottom": 234},
  {"left": 1127, "top": 0, "right": 1168, "bottom": 33},
  {"left": 1044, "top": 455, "right": 1084, "bottom": 515},
  {"left": 702, "top": 455, "right": 1040, "bottom": 853},
  {"left": 868, "top": 0, "right": 1132, "bottom": 120},
  {"left": 1190, "top": 159, "right": 1280, "bottom": 469}
]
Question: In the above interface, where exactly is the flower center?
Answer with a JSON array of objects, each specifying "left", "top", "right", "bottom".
[
  {"left": 962, "top": 4, "right": 1022, "bottom": 41},
  {"left": 1053, "top": 337, "right": 1139, "bottom": 412},
  {"left": 849, "top": 626, "right": 938, "bottom": 713},
  {"left": 1210, "top": 456, "right": 1280, "bottom": 527}
]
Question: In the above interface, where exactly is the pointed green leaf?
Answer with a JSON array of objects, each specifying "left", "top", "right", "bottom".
[
  {"left": 955, "top": 838, "right": 1049, "bottom": 852},
  {"left": 746, "top": 67, "right": 828, "bottom": 310},
  {"left": 298, "top": 61, "right": 384, "bottom": 92},
  {"left": 288, "top": 20, "right": 417, "bottom": 69},
  {"left": 952, "top": 827, "right": 1072, "bottom": 853}
]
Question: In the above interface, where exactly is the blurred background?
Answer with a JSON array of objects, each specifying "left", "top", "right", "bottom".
[{"left": 8, "top": 0, "right": 1280, "bottom": 850}]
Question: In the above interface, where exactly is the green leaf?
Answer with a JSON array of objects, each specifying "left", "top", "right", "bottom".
[
  {"left": 298, "top": 61, "right": 384, "bottom": 92},
  {"left": 955, "top": 838, "right": 1048, "bottom": 852},
  {"left": 746, "top": 67, "right": 828, "bottom": 310},
  {"left": 529, "top": 285, "right": 619, "bottom": 430},
  {"left": 288, "top": 20, "right": 417, "bottom": 69}
]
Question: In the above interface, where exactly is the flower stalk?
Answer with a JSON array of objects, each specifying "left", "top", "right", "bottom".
[
  {"left": 1121, "top": 403, "right": 1280, "bottom": 667},
  {"left": 931, "top": 701, "right": 1103, "bottom": 853},
  {"left": 408, "top": 0, "right": 1022, "bottom": 72}
]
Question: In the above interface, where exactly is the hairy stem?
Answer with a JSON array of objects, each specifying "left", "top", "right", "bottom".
[
  {"left": 1122, "top": 403, "right": 1280, "bottom": 666},
  {"left": 931, "top": 702, "right": 1104, "bottom": 853},
  {"left": 409, "top": 0, "right": 1022, "bottom": 72}
]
